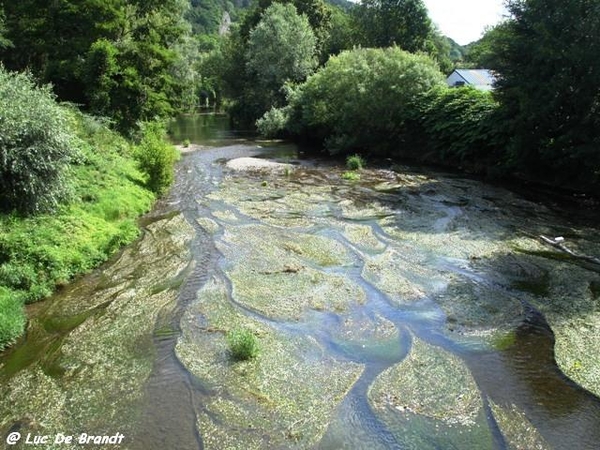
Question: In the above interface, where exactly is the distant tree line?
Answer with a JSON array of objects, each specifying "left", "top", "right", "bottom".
[
  {"left": 248, "top": 0, "right": 600, "bottom": 194},
  {"left": 0, "top": 0, "right": 597, "bottom": 193}
]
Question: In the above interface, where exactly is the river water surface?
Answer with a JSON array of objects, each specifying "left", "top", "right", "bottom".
[{"left": 1, "top": 114, "right": 600, "bottom": 449}]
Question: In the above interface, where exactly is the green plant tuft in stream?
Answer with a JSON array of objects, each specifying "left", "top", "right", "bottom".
[
  {"left": 182, "top": 139, "right": 191, "bottom": 148},
  {"left": 346, "top": 154, "right": 365, "bottom": 171},
  {"left": 227, "top": 328, "right": 259, "bottom": 361}
]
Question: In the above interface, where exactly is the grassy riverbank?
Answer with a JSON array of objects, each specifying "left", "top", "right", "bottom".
[{"left": 0, "top": 110, "right": 162, "bottom": 350}]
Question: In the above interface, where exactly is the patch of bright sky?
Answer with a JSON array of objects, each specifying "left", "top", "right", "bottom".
[{"left": 423, "top": 0, "right": 508, "bottom": 45}]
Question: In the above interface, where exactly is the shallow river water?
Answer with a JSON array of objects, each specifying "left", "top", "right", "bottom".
[{"left": 1, "top": 115, "right": 600, "bottom": 449}]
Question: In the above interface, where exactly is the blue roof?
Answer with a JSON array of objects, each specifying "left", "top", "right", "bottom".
[{"left": 452, "top": 69, "right": 496, "bottom": 89}]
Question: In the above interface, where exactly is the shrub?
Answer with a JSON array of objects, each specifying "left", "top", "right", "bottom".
[
  {"left": 256, "top": 106, "right": 291, "bottom": 138},
  {"left": 0, "top": 288, "right": 26, "bottom": 350},
  {"left": 419, "top": 86, "right": 502, "bottom": 169},
  {"left": 182, "top": 139, "right": 191, "bottom": 148},
  {"left": 0, "top": 67, "right": 76, "bottom": 214},
  {"left": 346, "top": 154, "right": 365, "bottom": 171},
  {"left": 135, "top": 122, "right": 178, "bottom": 194},
  {"left": 227, "top": 328, "right": 259, "bottom": 361},
  {"left": 286, "top": 47, "right": 445, "bottom": 155}
]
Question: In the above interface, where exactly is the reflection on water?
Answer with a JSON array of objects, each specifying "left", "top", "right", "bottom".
[{"left": 168, "top": 114, "right": 252, "bottom": 146}]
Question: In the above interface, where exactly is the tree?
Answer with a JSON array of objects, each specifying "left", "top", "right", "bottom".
[
  {"left": 353, "top": 0, "right": 452, "bottom": 72},
  {"left": 464, "top": 24, "right": 512, "bottom": 68},
  {"left": 239, "top": 0, "right": 332, "bottom": 60},
  {"left": 1, "top": 0, "right": 189, "bottom": 132},
  {"left": 246, "top": 3, "right": 317, "bottom": 112},
  {"left": 0, "top": 9, "right": 12, "bottom": 50},
  {"left": 323, "top": 5, "right": 355, "bottom": 57},
  {"left": 491, "top": 0, "right": 600, "bottom": 189},
  {"left": 354, "top": 0, "right": 432, "bottom": 51},
  {"left": 272, "top": 47, "right": 445, "bottom": 154}
]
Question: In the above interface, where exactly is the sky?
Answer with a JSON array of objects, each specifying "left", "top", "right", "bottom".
[{"left": 423, "top": 0, "right": 508, "bottom": 45}]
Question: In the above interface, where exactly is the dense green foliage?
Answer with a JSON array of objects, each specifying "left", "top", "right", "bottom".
[
  {"left": 352, "top": 0, "right": 452, "bottom": 73},
  {"left": 0, "top": 68, "right": 75, "bottom": 214},
  {"left": 270, "top": 47, "right": 444, "bottom": 154},
  {"left": 346, "top": 154, "right": 365, "bottom": 171},
  {"left": 463, "top": 24, "right": 511, "bottom": 68},
  {"left": 134, "top": 122, "right": 179, "bottom": 194},
  {"left": 227, "top": 328, "right": 259, "bottom": 360},
  {"left": 0, "top": 288, "right": 25, "bottom": 351},
  {"left": 246, "top": 3, "right": 317, "bottom": 111},
  {"left": 239, "top": 0, "right": 332, "bottom": 58},
  {"left": 489, "top": 0, "right": 600, "bottom": 190},
  {"left": 353, "top": 0, "right": 431, "bottom": 50},
  {"left": 0, "top": 107, "right": 156, "bottom": 349},
  {"left": 220, "top": 1, "right": 321, "bottom": 126},
  {"left": 419, "top": 87, "right": 502, "bottom": 170},
  {"left": 187, "top": 0, "right": 250, "bottom": 35},
  {"left": 1, "top": 0, "right": 189, "bottom": 132}
]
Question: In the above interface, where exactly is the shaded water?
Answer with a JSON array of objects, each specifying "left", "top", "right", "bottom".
[{"left": 1, "top": 115, "right": 600, "bottom": 449}]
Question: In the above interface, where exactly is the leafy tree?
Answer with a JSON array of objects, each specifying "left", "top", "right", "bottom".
[
  {"left": 491, "top": 0, "right": 600, "bottom": 189},
  {"left": 221, "top": 3, "right": 318, "bottom": 127},
  {"left": 134, "top": 122, "right": 178, "bottom": 194},
  {"left": 419, "top": 87, "right": 503, "bottom": 170},
  {"left": 0, "top": 9, "right": 12, "bottom": 50},
  {"left": 353, "top": 0, "right": 431, "bottom": 51},
  {"left": 353, "top": 0, "right": 452, "bottom": 72},
  {"left": 324, "top": 5, "right": 355, "bottom": 57},
  {"left": 246, "top": 3, "right": 317, "bottom": 111},
  {"left": 1, "top": 0, "right": 189, "bottom": 132},
  {"left": 239, "top": 0, "right": 332, "bottom": 60},
  {"left": 269, "top": 47, "right": 444, "bottom": 154},
  {"left": 464, "top": 24, "right": 512, "bottom": 68}
]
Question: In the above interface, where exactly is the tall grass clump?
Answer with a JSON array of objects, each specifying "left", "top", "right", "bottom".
[
  {"left": 0, "top": 288, "right": 26, "bottom": 351},
  {"left": 135, "top": 122, "right": 179, "bottom": 195},
  {"left": 227, "top": 328, "right": 259, "bottom": 361},
  {"left": 0, "top": 67, "right": 76, "bottom": 214},
  {"left": 346, "top": 154, "right": 365, "bottom": 171}
]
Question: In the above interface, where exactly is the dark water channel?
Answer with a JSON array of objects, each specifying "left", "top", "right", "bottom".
[{"left": 1, "top": 114, "right": 600, "bottom": 449}]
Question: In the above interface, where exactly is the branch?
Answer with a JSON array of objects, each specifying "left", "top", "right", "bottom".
[{"left": 539, "top": 235, "right": 600, "bottom": 266}]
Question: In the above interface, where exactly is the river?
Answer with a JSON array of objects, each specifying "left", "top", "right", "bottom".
[{"left": 1, "top": 114, "right": 600, "bottom": 449}]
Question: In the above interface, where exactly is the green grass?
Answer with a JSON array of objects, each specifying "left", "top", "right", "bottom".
[
  {"left": 0, "top": 110, "right": 156, "bottom": 349},
  {"left": 227, "top": 328, "right": 259, "bottom": 361},
  {"left": 0, "top": 288, "right": 26, "bottom": 351}
]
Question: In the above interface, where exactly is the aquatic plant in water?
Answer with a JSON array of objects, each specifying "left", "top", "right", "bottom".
[
  {"left": 346, "top": 154, "right": 365, "bottom": 171},
  {"left": 342, "top": 171, "right": 361, "bottom": 181},
  {"left": 227, "top": 328, "right": 259, "bottom": 360}
]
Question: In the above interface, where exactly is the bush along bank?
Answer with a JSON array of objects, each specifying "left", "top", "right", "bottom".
[
  {"left": 0, "top": 68, "right": 178, "bottom": 350},
  {"left": 257, "top": 47, "right": 503, "bottom": 173}
]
